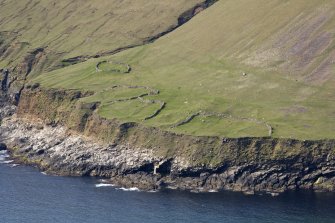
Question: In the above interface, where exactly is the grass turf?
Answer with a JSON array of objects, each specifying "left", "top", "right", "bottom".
[
  {"left": 0, "top": 0, "right": 203, "bottom": 70},
  {"left": 26, "top": 0, "right": 335, "bottom": 139}
]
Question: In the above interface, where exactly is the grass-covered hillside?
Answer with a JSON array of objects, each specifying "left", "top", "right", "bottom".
[
  {"left": 6, "top": 0, "right": 335, "bottom": 140},
  {"left": 0, "top": 0, "right": 203, "bottom": 70}
]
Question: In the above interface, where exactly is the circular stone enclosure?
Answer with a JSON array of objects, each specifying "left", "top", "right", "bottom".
[{"left": 96, "top": 61, "right": 131, "bottom": 73}]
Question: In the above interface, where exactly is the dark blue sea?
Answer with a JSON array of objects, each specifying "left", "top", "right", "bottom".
[{"left": 1, "top": 150, "right": 335, "bottom": 223}]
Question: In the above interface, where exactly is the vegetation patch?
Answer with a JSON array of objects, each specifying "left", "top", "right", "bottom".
[
  {"left": 79, "top": 85, "right": 165, "bottom": 122},
  {"left": 172, "top": 112, "right": 271, "bottom": 137},
  {"left": 30, "top": 0, "right": 335, "bottom": 140},
  {"left": 99, "top": 99, "right": 162, "bottom": 122}
]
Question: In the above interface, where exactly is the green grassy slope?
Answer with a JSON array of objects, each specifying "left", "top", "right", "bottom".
[
  {"left": 0, "top": 0, "right": 203, "bottom": 69},
  {"left": 29, "top": 0, "right": 335, "bottom": 139}
]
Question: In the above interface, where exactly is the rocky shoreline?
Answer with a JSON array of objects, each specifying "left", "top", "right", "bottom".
[
  {"left": 1, "top": 103, "right": 335, "bottom": 195},
  {"left": 1, "top": 0, "right": 334, "bottom": 196}
]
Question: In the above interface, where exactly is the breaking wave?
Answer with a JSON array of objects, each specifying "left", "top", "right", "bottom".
[
  {"left": 115, "top": 187, "right": 140, "bottom": 192},
  {"left": 95, "top": 183, "right": 115, "bottom": 188}
]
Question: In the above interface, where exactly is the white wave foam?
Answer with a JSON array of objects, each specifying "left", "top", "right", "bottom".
[
  {"left": 99, "top": 179, "right": 114, "bottom": 184},
  {"left": 270, "top": 192, "right": 280, "bottom": 197},
  {"left": 166, "top": 186, "right": 178, "bottom": 190},
  {"left": 41, "top": 172, "right": 48, "bottom": 175},
  {"left": 116, "top": 187, "right": 140, "bottom": 192},
  {"left": 95, "top": 183, "right": 115, "bottom": 188},
  {"left": 2, "top": 160, "right": 14, "bottom": 164},
  {"left": 10, "top": 164, "right": 20, "bottom": 167},
  {"left": 208, "top": 189, "right": 218, "bottom": 193},
  {"left": 0, "top": 151, "right": 10, "bottom": 161}
]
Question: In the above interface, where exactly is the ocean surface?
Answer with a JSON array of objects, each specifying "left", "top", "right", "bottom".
[{"left": 1, "top": 150, "right": 335, "bottom": 223}]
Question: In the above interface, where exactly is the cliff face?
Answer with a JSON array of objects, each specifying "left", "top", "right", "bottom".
[
  {"left": 0, "top": 87, "right": 333, "bottom": 194},
  {"left": 0, "top": 0, "right": 214, "bottom": 105},
  {"left": 0, "top": 0, "right": 332, "bottom": 195}
]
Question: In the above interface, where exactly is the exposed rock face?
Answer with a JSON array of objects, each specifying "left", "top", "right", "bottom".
[
  {"left": 0, "top": 116, "right": 161, "bottom": 177},
  {"left": 0, "top": 86, "right": 334, "bottom": 194},
  {"left": 1, "top": 112, "right": 334, "bottom": 194},
  {"left": 0, "top": 0, "right": 333, "bottom": 194},
  {"left": 0, "top": 95, "right": 16, "bottom": 121},
  {"left": 1, "top": 69, "right": 9, "bottom": 92}
]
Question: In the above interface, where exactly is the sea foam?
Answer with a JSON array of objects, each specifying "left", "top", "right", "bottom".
[
  {"left": 95, "top": 183, "right": 115, "bottom": 188},
  {"left": 2, "top": 160, "right": 14, "bottom": 164},
  {"left": 116, "top": 187, "right": 140, "bottom": 192}
]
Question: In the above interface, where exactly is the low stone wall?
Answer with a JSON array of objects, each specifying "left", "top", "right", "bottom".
[{"left": 2, "top": 87, "right": 333, "bottom": 194}]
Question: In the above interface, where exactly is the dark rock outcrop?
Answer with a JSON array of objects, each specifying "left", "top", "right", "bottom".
[
  {"left": 0, "top": 143, "right": 7, "bottom": 151},
  {"left": 1, "top": 68, "right": 9, "bottom": 92}
]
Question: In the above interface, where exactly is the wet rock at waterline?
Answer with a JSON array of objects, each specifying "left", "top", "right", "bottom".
[{"left": 1, "top": 115, "right": 334, "bottom": 194}]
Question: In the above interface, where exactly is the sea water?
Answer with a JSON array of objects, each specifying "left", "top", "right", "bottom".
[{"left": 1, "top": 151, "right": 334, "bottom": 223}]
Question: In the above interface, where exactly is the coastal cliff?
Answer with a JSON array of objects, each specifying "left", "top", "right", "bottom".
[
  {"left": 0, "top": 87, "right": 334, "bottom": 194},
  {"left": 0, "top": 0, "right": 335, "bottom": 195}
]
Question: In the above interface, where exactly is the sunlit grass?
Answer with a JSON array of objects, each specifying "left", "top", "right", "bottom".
[{"left": 31, "top": 0, "right": 335, "bottom": 139}]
